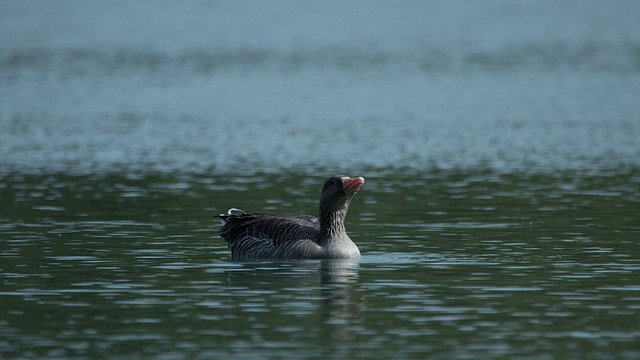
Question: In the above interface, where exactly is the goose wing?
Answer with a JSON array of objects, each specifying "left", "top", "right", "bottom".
[{"left": 218, "top": 209, "right": 321, "bottom": 259}]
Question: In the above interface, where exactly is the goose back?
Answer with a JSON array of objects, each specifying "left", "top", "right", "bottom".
[{"left": 218, "top": 210, "right": 324, "bottom": 259}]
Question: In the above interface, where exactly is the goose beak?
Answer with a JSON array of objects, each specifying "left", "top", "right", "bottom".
[{"left": 341, "top": 176, "right": 365, "bottom": 194}]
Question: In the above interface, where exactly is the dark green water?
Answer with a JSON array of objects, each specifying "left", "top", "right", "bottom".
[{"left": 1, "top": 171, "right": 639, "bottom": 359}]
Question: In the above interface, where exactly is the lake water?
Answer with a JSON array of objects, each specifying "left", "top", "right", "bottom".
[{"left": 1, "top": 1, "right": 640, "bottom": 359}]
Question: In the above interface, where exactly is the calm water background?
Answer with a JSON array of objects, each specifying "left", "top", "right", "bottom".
[{"left": 1, "top": 1, "right": 640, "bottom": 358}]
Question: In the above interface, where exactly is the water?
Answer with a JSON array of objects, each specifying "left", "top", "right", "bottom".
[
  {"left": 2, "top": 172, "right": 639, "bottom": 358},
  {"left": 2, "top": 1, "right": 640, "bottom": 358}
]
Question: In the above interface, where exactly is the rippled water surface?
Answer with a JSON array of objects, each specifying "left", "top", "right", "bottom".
[
  {"left": 2, "top": 1, "right": 640, "bottom": 359},
  {"left": 2, "top": 172, "right": 639, "bottom": 359}
]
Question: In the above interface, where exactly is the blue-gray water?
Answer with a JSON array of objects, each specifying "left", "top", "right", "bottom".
[{"left": 1, "top": 1, "right": 640, "bottom": 359}]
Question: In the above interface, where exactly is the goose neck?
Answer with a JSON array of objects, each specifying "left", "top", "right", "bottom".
[{"left": 319, "top": 206, "right": 348, "bottom": 240}]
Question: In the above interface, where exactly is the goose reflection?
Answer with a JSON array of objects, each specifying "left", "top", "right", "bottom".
[
  {"left": 319, "top": 259, "right": 362, "bottom": 331},
  {"left": 320, "top": 259, "right": 360, "bottom": 308},
  {"left": 218, "top": 259, "right": 362, "bottom": 324}
]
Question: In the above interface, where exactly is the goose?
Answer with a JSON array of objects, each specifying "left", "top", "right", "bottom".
[{"left": 217, "top": 175, "right": 365, "bottom": 260}]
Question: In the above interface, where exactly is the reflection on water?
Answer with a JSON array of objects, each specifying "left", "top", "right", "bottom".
[{"left": 2, "top": 3, "right": 640, "bottom": 175}]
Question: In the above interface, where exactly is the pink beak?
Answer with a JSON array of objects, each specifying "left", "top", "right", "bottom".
[{"left": 341, "top": 176, "right": 365, "bottom": 194}]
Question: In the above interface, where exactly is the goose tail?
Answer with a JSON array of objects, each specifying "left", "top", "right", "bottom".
[{"left": 216, "top": 208, "right": 246, "bottom": 225}]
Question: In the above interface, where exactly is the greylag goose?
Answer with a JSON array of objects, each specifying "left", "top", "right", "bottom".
[{"left": 217, "top": 175, "right": 365, "bottom": 260}]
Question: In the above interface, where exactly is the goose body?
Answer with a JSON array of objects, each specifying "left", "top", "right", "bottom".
[{"left": 217, "top": 176, "right": 364, "bottom": 260}]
